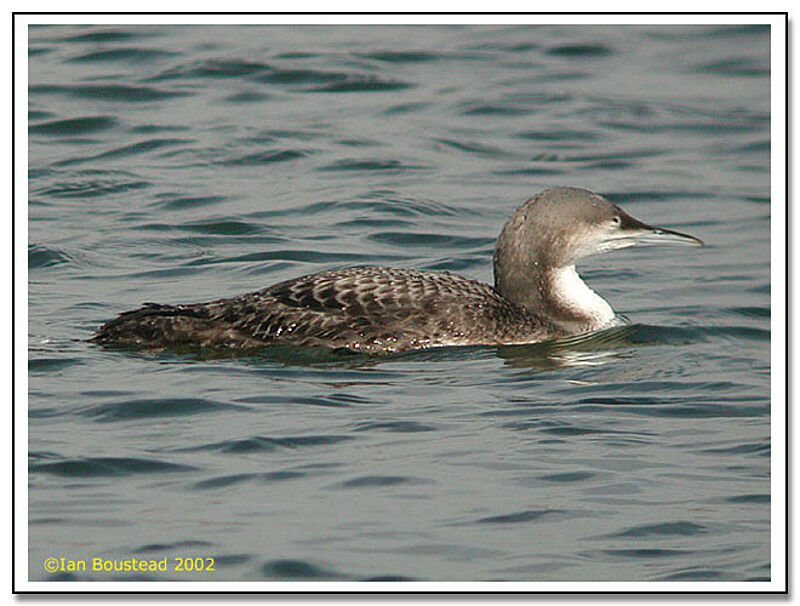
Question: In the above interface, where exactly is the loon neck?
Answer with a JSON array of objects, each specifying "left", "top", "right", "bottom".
[
  {"left": 496, "top": 262, "right": 616, "bottom": 334},
  {"left": 540, "top": 265, "right": 616, "bottom": 333}
]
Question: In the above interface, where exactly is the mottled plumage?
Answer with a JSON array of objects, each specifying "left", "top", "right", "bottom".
[
  {"left": 91, "top": 187, "right": 702, "bottom": 353},
  {"left": 91, "top": 267, "right": 557, "bottom": 353}
]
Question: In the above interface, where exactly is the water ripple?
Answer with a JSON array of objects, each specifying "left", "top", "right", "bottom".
[
  {"left": 192, "top": 471, "right": 304, "bottom": 490},
  {"left": 261, "top": 559, "right": 343, "bottom": 579},
  {"left": 546, "top": 43, "right": 613, "bottom": 57},
  {"left": 367, "top": 232, "right": 492, "bottom": 249},
  {"left": 29, "top": 243, "right": 73, "bottom": 269},
  {"left": 151, "top": 58, "right": 271, "bottom": 80},
  {"left": 476, "top": 509, "right": 567, "bottom": 524},
  {"left": 217, "top": 149, "right": 308, "bottom": 166},
  {"left": 150, "top": 195, "right": 226, "bottom": 211},
  {"left": 603, "top": 521, "right": 710, "bottom": 539},
  {"left": 134, "top": 540, "right": 213, "bottom": 555},
  {"left": 79, "top": 397, "right": 248, "bottom": 422},
  {"left": 352, "top": 420, "right": 437, "bottom": 433},
  {"left": 55, "top": 29, "right": 146, "bottom": 43},
  {"left": 335, "top": 475, "right": 425, "bottom": 489},
  {"left": 30, "top": 83, "right": 192, "bottom": 102},
  {"left": 320, "top": 158, "right": 429, "bottom": 172},
  {"left": 29, "top": 116, "right": 117, "bottom": 136},
  {"left": 691, "top": 57, "right": 769, "bottom": 77},
  {"left": 358, "top": 50, "right": 442, "bottom": 63},
  {"left": 34, "top": 176, "right": 151, "bottom": 198},
  {"left": 54, "top": 138, "right": 193, "bottom": 166},
  {"left": 30, "top": 457, "right": 196, "bottom": 477},
  {"left": 188, "top": 435, "right": 353, "bottom": 454},
  {"left": 66, "top": 47, "right": 177, "bottom": 64}
]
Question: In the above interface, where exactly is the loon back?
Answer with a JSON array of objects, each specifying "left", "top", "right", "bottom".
[{"left": 90, "top": 267, "right": 554, "bottom": 353}]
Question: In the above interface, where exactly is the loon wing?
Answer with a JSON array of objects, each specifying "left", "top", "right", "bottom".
[{"left": 229, "top": 267, "right": 462, "bottom": 350}]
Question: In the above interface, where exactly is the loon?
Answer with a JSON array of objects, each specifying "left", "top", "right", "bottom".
[{"left": 91, "top": 187, "right": 703, "bottom": 354}]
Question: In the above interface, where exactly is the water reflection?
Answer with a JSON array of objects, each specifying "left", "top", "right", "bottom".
[
  {"left": 114, "top": 324, "right": 653, "bottom": 372},
  {"left": 495, "top": 325, "right": 638, "bottom": 371}
]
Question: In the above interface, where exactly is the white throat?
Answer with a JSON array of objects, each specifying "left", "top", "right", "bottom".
[{"left": 547, "top": 265, "right": 617, "bottom": 332}]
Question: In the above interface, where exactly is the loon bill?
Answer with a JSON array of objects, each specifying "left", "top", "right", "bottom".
[{"left": 91, "top": 187, "right": 703, "bottom": 354}]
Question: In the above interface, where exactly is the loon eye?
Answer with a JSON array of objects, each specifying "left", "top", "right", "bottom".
[{"left": 611, "top": 216, "right": 621, "bottom": 226}]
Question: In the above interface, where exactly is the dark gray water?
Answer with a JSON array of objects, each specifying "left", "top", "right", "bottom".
[{"left": 27, "top": 24, "right": 771, "bottom": 583}]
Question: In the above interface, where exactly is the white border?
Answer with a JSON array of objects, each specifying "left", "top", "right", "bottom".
[
  {"left": 8, "top": 13, "right": 790, "bottom": 25},
  {"left": 13, "top": 14, "right": 31, "bottom": 596},
  {"left": 767, "top": 10, "right": 788, "bottom": 598},
  {"left": 13, "top": 12, "right": 787, "bottom": 594}
]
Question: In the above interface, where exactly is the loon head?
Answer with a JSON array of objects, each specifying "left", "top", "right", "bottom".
[
  {"left": 497, "top": 186, "right": 703, "bottom": 269},
  {"left": 493, "top": 187, "right": 703, "bottom": 331}
]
